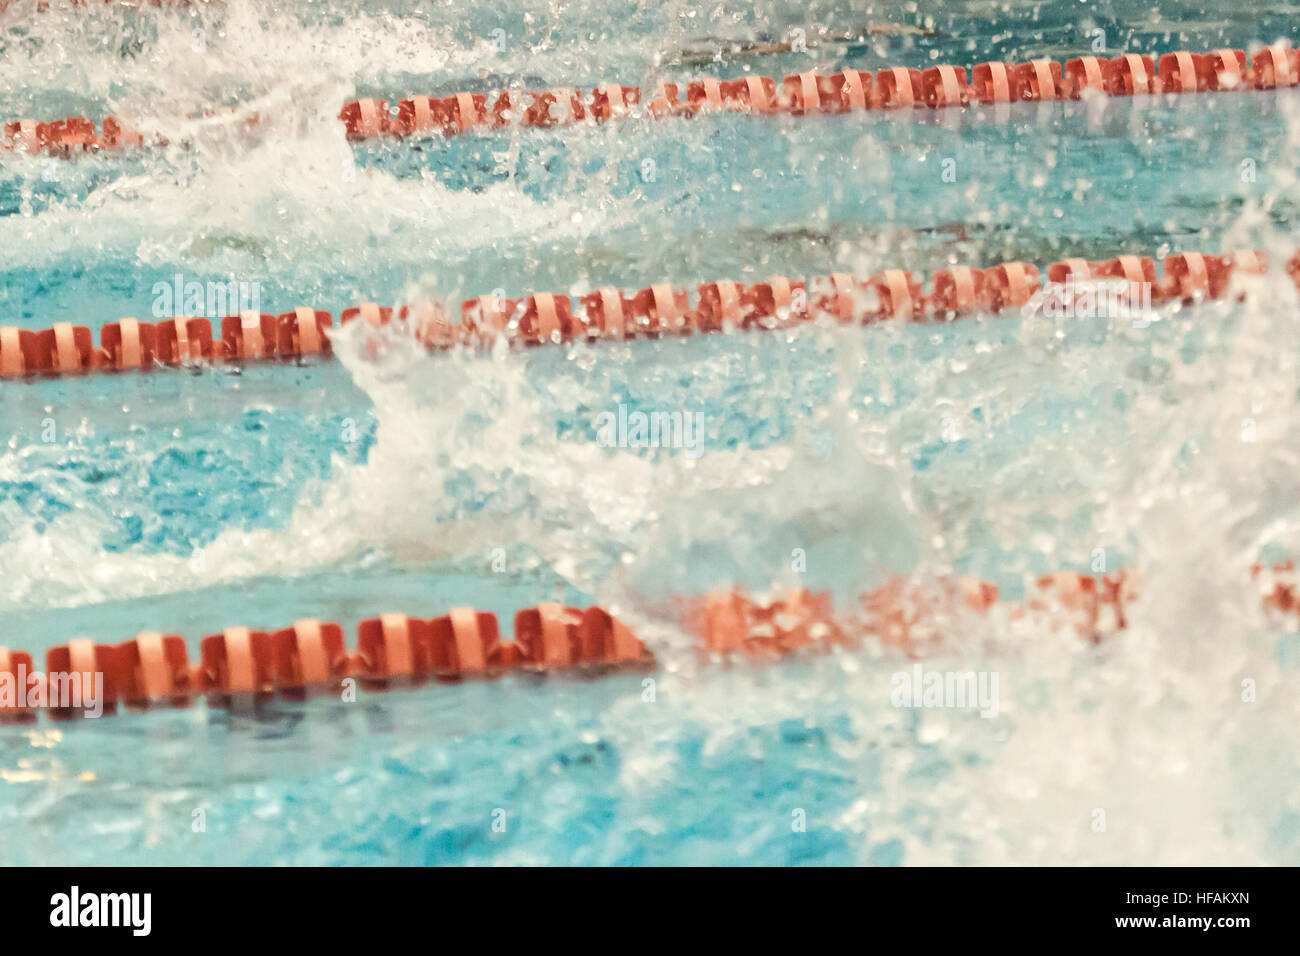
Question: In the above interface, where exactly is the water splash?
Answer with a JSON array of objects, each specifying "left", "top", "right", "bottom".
[{"left": 2, "top": 0, "right": 1299, "bottom": 864}]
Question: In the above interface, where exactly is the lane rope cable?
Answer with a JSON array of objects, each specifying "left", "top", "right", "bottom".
[
  {"left": 1, "top": 46, "right": 1293, "bottom": 155},
  {"left": 2, "top": 564, "right": 1297, "bottom": 722},
  {"left": 0, "top": 248, "right": 1278, "bottom": 379}
]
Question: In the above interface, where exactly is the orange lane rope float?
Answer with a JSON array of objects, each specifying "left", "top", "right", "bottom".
[
  {"left": 0, "top": 604, "right": 651, "bottom": 722},
  {"left": 3, "top": 564, "right": 1296, "bottom": 723},
  {"left": 0, "top": 571, "right": 1124, "bottom": 722},
  {"left": 339, "top": 48, "right": 1269, "bottom": 141},
  {"left": 0, "top": 46, "right": 1291, "bottom": 156},
  {"left": 0, "top": 248, "right": 1275, "bottom": 379}
]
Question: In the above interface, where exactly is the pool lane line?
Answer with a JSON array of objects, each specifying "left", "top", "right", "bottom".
[
  {"left": 336, "top": 48, "right": 1281, "bottom": 140},
  {"left": 0, "top": 570, "right": 1138, "bottom": 722},
  {"left": 0, "top": 248, "right": 1273, "bottom": 380},
  {"left": 2, "top": 563, "right": 1296, "bottom": 723},
  {"left": 1, "top": 46, "right": 1292, "bottom": 157},
  {"left": 0, "top": 604, "right": 652, "bottom": 723}
]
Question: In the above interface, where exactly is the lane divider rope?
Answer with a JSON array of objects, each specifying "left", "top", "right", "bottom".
[
  {"left": 1, "top": 603, "right": 652, "bottom": 721},
  {"left": 1, "top": 46, "right": 1291, "bottom": 156},
  {"left": 0, "top": 248, "right": 1276, "bottom": 380},
  {"left": 338, "top": 47, "right": 1276, "bottom": 141},
  {"left": 2, "top": 564, "right": 1295, "bottom": 722}
]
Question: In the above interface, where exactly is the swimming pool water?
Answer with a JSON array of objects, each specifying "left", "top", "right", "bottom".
[{"left": 2, "top": 0, "right": 1299, "bottom": 865}]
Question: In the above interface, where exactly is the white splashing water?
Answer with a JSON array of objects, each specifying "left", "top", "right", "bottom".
[{"left": 1, "top": 1, "right": 1298, "bottom": 863}]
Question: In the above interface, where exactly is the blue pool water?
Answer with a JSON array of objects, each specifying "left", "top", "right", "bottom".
[{"left": 2, "top": 1, "right": 1299, "bottom": 865}]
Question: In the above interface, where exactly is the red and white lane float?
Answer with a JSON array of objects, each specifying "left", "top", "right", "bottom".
[
  {"left": 5, "top": 45, "right": 1295, "bottom": 158},
  {"left": 0, "top": 248, "right": 1278, "bottom": 380},
  {"left": 0, "top": 603, "right": 655, "bottom": 722},
  {"left": 3, "top": 564, "right": 1297, "bottom": 723}
]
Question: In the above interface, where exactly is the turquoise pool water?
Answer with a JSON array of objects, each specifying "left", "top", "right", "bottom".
[{"left": 2, "top": 1, "right": 1299, "bottom": 865}]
